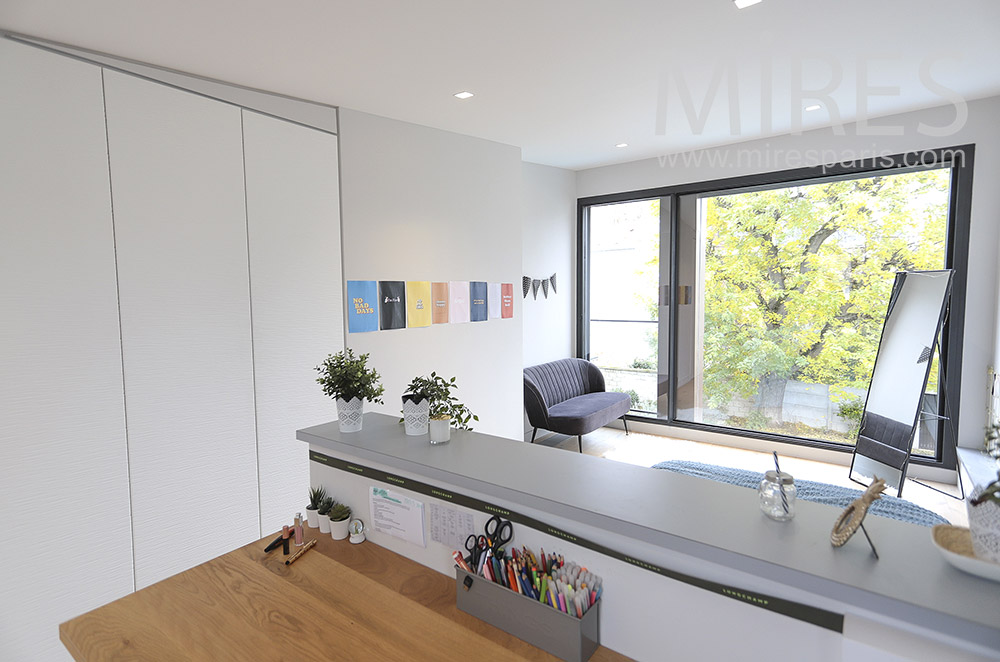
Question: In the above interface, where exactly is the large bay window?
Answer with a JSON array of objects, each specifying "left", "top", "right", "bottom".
[{"left": 578, "top": 146, "right": 973, "bottom": 468}]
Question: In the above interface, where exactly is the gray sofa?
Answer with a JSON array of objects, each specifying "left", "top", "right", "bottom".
[{"left": 523, "top": 358, "right": 631, "bottom": 452}]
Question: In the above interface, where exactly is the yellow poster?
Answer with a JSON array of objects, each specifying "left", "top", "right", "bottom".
[{"left": 406, "top": 281, "right": 432, "bottom": 328}]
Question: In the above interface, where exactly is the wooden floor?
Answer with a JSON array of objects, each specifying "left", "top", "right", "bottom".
[{"left": 538, "top": 427, "right": 968, "bottom": 526}]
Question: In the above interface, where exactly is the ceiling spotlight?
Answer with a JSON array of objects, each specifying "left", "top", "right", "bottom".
[
  {"left": 805, "top": 104, "right": 822, "bottom": 112},
  {"left": 616, "top": 143, "right": 628, "bottom": 148},
  {"left": 454, "top": 91, "right": 474, "bottom": 100},
  {"left": 734, "top": 0, "right": 762, "bottom": 8}
]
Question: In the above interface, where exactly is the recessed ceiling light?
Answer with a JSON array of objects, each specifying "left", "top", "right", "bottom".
[
  {"left": 734, "top": 0, "right": 762, "bottom": 8},
  {"left": 805, "top": 104, "right": 822, "bottom": 112},
  {"left": 616, "top": 143, "right": 628, "bottom": 148},
  {"left": 454, "top": 91, "right": 474, "bottom": 100}
]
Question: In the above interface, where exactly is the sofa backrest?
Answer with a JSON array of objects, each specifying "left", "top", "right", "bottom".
[{"left": 523, "top": 359, "right": 606, "bottom": 428}]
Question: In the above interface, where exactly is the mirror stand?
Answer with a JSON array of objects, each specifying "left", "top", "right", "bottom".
[{"left": 848, "top": 270, "right": 955, "bottom": 500}]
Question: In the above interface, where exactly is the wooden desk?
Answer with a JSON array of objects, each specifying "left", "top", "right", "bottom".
[{"left": 60, "top": 532, "right": 632, "bottom": 661}]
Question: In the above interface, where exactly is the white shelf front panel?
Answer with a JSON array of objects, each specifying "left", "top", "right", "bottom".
[
  {"left": 103, "top": 69, "right": 259, "bottom": 589},
  {"left": 0, "top": 38, "right": 132, "bottom": 662},
  {"left": 242, "top": 110, "right": 344, "bottom": 533}
]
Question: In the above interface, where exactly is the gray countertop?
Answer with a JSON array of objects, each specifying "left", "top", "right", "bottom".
[{"left": 298, "top": 414, "right": 1000, "bottom": 650}]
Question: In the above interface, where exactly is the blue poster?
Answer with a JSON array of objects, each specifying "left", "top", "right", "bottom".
[
  {"left": 347, "top": 280, "right": 379, "bottom": 333},
  {"left": 470, "top": 281, "right": 488, "bottom": 322}
]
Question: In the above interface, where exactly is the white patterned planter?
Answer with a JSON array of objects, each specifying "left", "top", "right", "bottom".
[
  {"left": 429, "top": 417, "right": 451, "bottom": 444},
  {"left": 336, "top": 396, "right": 364, "bottom": 433},
  {"left": 968, "top": 492, "right": 1000, "bottom": 564},
  {"left": 318, "top": 513, "right": 331, "bottom": 534},
  {"left": 402, "top": 395, "right": 429, "bottom": 436},
  {"left": 305, "top": 507, "right": 319, "bottom": 528}
]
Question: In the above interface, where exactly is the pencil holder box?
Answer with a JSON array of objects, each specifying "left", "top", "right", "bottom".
[{"left": 454, "top": 563, "right": 600, "bottom": 662}]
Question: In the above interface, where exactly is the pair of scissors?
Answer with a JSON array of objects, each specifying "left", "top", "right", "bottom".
[
  {"left": 484, "top": 515, "right": 513, "bottom": 553},
  {"left": 464, "top": 533, "right": 487, "bottom": 567}
]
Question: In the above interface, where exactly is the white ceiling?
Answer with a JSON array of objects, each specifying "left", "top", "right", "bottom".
[{"left": 2, "top": 0, "right": 999, "bottom": 170}]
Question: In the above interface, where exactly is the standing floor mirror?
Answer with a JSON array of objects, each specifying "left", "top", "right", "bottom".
[{"left": 849, "top": 270, "right": 954, "bottom": 498}]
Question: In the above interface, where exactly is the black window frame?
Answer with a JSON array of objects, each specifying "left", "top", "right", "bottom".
[{"left": 577, "top": 144, "right": 974, "bottom": 471}]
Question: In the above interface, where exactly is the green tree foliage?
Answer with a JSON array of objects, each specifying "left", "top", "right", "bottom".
[{"left": 702, "top": 170, "right": 949, "bottom": 416}]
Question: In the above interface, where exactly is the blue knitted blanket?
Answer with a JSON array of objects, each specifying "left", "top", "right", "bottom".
[{"left": 651, "top": 460, "right": 948, "bottom": 527}]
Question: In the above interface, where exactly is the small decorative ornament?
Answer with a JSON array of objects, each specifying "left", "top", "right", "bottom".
[
  {"left": 349, "top": 518, "right": 366, "bottom": 544},
  {"left": 522, "top": 276, "right": 531, "bottom": 298},
  {"left": 831, "top": 477, "right": 886, "bottom": 558}
]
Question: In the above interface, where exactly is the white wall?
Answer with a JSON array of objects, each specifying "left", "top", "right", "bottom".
[
  {"left": 521, "top": 161, "right": 577, "bottom": 367},
  {"left": 0, "top": 39, "right": 133, "bottom": 662},
  {"left": 1, "top": 37, "right": 343, "bottom": 662},
  {"left": 577, "top": 96, "right": 1000, "bottom": 450},
  {"left": 338, "top": 109, "right": 524, "bottom": 441}
]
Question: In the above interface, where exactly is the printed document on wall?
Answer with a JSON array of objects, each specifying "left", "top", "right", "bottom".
[{"left": 369, "top": 486, "right": 426, "bottom": 547}]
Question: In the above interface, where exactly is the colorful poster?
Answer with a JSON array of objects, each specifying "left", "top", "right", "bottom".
[
  {"left": 470, "top": 281, "right": 488, "bottom": 322},
  {"left": 449, "top": 281, "right": 470, "bottom": 324},
  {"left": 406, "top": 281, "right": 432, "bottom": 328},
  {"left": 347, "top": 280, "right": 379, "bottom": 333},
  {"left": 488, "top": 282, "right": 501, "bottom": 319},
  {"left": 379, "top": 280, "right": 406, "bottom": 330},
  {"left": 501, "top": 283, "right": 514, "bottom": 319},
  {"left": 431, "top": 282, "right": 450, "bottom": 324}
]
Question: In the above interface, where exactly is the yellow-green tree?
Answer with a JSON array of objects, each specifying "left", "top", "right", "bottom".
[{"left": 702, "top": 170, "right": 949, "bottom": 421}]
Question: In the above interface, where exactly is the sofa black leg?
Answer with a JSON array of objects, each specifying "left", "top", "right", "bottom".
[
  {"left": 577, "top": 435, "right": 583, "bottom": 453},
  {"left": 530, "top": 428, "right": 538, "bottom": 444},
  {"left": 621, "top": 416, "right": 630, "bottom": 436}
]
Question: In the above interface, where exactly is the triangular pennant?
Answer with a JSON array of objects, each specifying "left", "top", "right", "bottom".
[
  {"left": 541, "top": 279, "right": 549, "bottom": 298},
  {"left": 522, "top": 276, "right": 531, "bottom": 298},
  {"left": 531, "top": 279, "right": 541, "bottom": 299},
  {"left": 549, "top": 273, "right": 557, "bottom": 294}
]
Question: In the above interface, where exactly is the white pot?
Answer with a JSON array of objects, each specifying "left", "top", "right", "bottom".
[
  {"left": 336, "top": 396, "right": 364, "bottom": 433},
  {"left": 330, "top": 517, "right": 350, "bottom": 541},
  {"left": 318, "top": 514, "right": 331, "bottom": 534},
  {"left": 968, "top": 493, "right": 1000, "bottom": 564},
  {"left": 402, "top": 396, "right": 429, "bottom": 436},
  {"left": 429, "top": 418, "right": 451, "bottom": 444},
  {"left": 306, "top": 507, "right": 319, "bottom": 528}
]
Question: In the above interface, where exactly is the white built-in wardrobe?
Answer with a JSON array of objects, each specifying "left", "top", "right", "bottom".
[{"left": 0, "top": 36, "right": 343, "bottom": 661}]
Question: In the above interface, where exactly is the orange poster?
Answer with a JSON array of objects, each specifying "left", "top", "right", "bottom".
[{"left": 431, "top": 282, "right": 450, "bottom": 324}]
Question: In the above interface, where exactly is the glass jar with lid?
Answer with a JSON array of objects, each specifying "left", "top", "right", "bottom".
[{"left": 759, "top": 470, "right": 796, "bottom": 521}]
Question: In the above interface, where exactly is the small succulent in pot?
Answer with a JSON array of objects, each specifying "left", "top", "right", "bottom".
[
  {"left": 308, "top": 486, "right": 328, "bottom": 511},
  {"left": 316, "top": 495, "right": 335, "bottom": 534},
  {"left": 305, "top": 486, "right": 328, "bottom": 527},
  {"left": 328, "top": 502, "right": 352, "bottom": 522}
]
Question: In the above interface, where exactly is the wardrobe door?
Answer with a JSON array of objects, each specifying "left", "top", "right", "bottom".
[
  {"left": 0, "top": 40, "right": 131, "bottom": 661},
  {"left": 103, "top": 70, "right": 258, "bottom": 588},
  {"left": 242, "top": 111, "right": 344, "bottom": 533}
]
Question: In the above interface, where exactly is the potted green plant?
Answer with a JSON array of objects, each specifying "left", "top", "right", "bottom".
[
  {"left": 411, "top": 373, "right": 478, "bottom": 444},
  {"left": 316, "top": 496, "right": 334, "bottom": 534},
  {"left": 315, "top": 349, "right": 385, "bottom": 433},
  {"left": 968, "top": 470, "right": 1000, "bottom": 564},
  {"left": 306, "top": 486, "right": 328, "bottom": 528},
  {"left": 328, "top": 502, "right": 352, "bottom": 541},
  {"left": 400, "top": 373, "right": 444, "bottom": 436}
]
